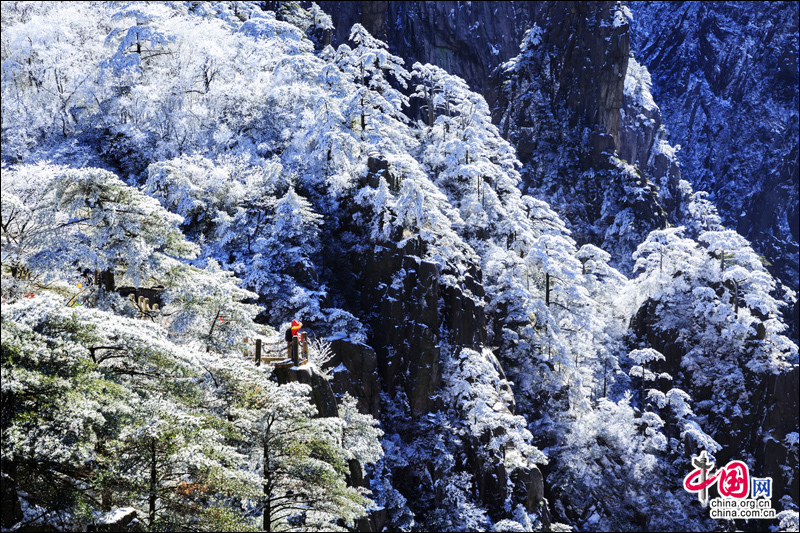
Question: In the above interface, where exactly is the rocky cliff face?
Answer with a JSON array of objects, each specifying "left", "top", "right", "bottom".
[
  {"left": 311, "top": 153, "right": 546, "bottom": 523},
  {"left": 495, "top": 1, "right": 675, "bottom": 270},
  {"left": 314, "top": 2, "right": 683, "bottom": 270},
  {"left": 316, "top": 1, "right": 797, "bottom": 315},
  {"left": 338, "top": 234, "right": 550, "bottom": 521},
  {"left": 632, "top": 298, "right": 800, "bottom": 513},
  {"left": 314, "top": 1, "right": 538, "bottom": 111},
  {"left": 630, "top": 1, "right": 799, "bottom": 338}
]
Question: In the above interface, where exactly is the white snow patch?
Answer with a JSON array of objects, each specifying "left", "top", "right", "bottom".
[
  {"left": 100, "top": 508, "right": 137, "bottom": 525},
  {"left": 331, "top": 363, "right": 348, "bottom": 374}
]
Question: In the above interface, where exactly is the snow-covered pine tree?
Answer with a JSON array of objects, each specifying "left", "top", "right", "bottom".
[
  {"left": 244, "top": 187, "right": 326, "bottom": 324},
  {"left": 1, "top": 295, "right": 251, "bottom": 531},
  {"left": 226, "top": 373, "right": 369, "bottom": 532},
  {"left": 336, "top": 23, "right": 410, "bottom": 141}
]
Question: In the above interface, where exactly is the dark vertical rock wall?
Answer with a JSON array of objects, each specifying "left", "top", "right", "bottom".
[
  {"left": 494, "top": 1, "right": 671, "bottom": 269},
  {"left": 630, "top": 1, "right": 799, "bottom": 338},
  {"left": 496, "top": 1, "right": 631, "bottom": 156}
]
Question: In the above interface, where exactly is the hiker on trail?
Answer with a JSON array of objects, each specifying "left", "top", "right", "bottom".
[
  {"left": 286, "top": 320, "right": 303, "bottom": 362},
  {"left": 285, "top": 320, "right": 302, "bottom": 342}
]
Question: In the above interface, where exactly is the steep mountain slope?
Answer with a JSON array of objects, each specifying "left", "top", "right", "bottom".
[
  {"left": 630, "top": 1, "right": 799, "bottom": 338},
  {"left": 315, "top": 1, "right": 682, "bottom": 269},
  {"left": 1, "top": 2, "right": 798, "bottom": 532},
  {"left": 492, "top": 1, "right": 799, "bottom": 520},
  {"left": 2, "top": 3, "right": 554, "bottom": 529},
  {"left": 495, "top": 1, "right": 674, "bottom": 271},
  {"left": 317, "top": 0, "right": 799, "bottom": 340}
]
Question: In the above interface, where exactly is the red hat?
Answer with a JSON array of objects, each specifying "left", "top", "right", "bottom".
[{"left": 291, "top": 320, "right": 302, "bottom": 331}]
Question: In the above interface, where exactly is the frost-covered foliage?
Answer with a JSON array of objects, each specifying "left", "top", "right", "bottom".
[
  {"left": 337, "top": 23, "right": 410, "bottom": 138},
  {"left": 631, "top": 1, "right": 799, "bottom": 325},
  {"left": 2, "top": 2, "right": 797, "bottom": 531},
  {"left": 499, "top": 18, "right": 669, "bottom": 275},
  {"left": 630, "top": 226, "right": 796, "bottom": 380},
  {"left": 339, "top": 393, "right": 384, "bottom": 466},
  {"left": 379, "top": 393, "right": 492, "bottom": 532},
  {"left": 622, "top": 224, "right": 797, "bottom": 528},
  {"left": 162, "top": 258, "right": 261, "bottom": 352},
  {"left": 624, "top": 58, "right": 656, "bottom": 114},
  {"left": 1, "top": 2, "right": 109, "bottom": 158},
  {"left": 551, "top": 392, "right": 712, "bottom": 532},
  {"left": 2, "top": 294, "right": 245, "bottom": 530},
  {"left": 2, "top": 163, "right": 199, "bottom": 290},
  {"left": 225, "top": 370, "right": 370, "bottom": 532},
  {"left": 0, "top": 8, "right": 386, "bottom": 527},
  {"left": 1, "top": 269, "right": 378, "bottom": 532},
  {"left": 1, "top": 162, "right": 61, "bottom": 284},
  {"left": 443, "top": 348, "right": 547, "bottom": 470}
]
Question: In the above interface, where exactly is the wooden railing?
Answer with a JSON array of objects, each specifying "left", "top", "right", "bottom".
[{"left": 249, "top": 332, "right": 309, "bottom": 367}]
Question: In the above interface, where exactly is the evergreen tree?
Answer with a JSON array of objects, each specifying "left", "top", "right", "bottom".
[
  {"left": 1, "top": 295, "right": 251, "bottom": 531},
  {"left": 336, "top": 23, "right": 410, "bottom": 140},
  {"left": 163, "top": 259, "right": 261, "bottom": 354},
  {"left": 244, "top": 187, "right": 325, "bottom": 324},
  {"left": 226, "top": 374, "right": 369, "bottom": 532},
  {"left": 51, "top": 167, "right": 198, "bottom": 288}
]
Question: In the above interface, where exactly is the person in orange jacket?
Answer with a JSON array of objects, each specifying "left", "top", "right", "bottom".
[{"left": 285, "top": 320, "right": 303, "bottom": 360}]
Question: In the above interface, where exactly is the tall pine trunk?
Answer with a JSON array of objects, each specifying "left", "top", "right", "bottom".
[
  {"left": 263, "top": 441, "right": 270, "bottom": 532},
  {"left": 149, "top": 438, "right": 157, "bottom": 528},
  {"left": 545, "top": 272, "right": 551, "bottom": 306}
]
